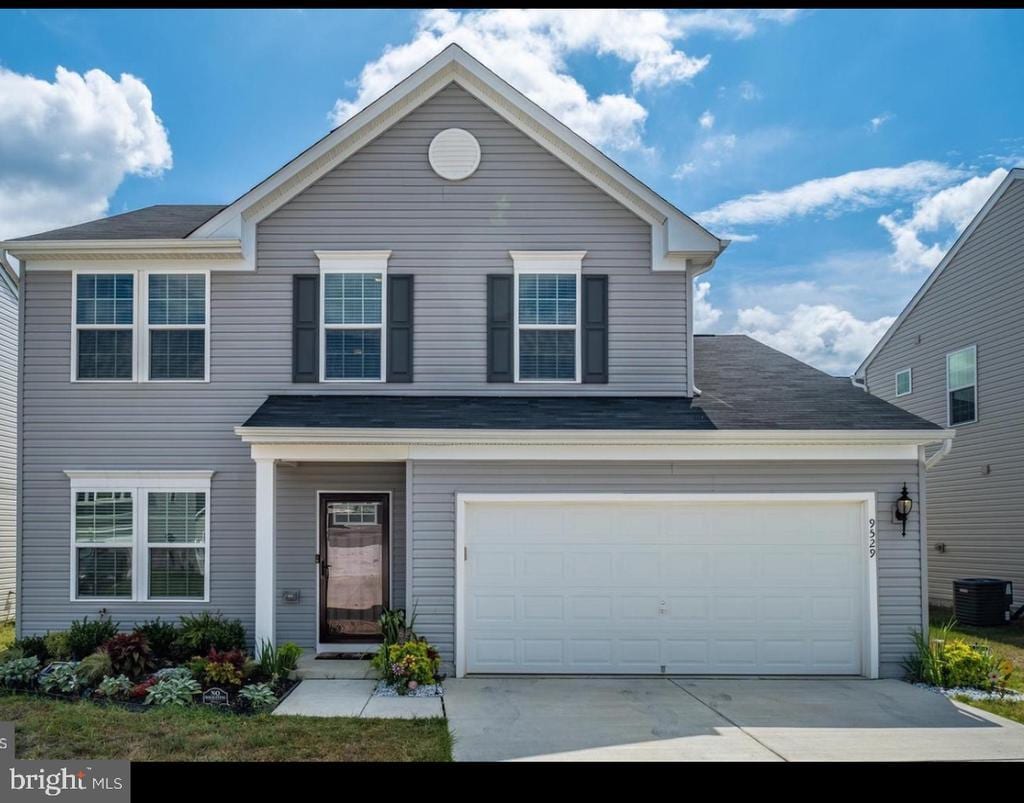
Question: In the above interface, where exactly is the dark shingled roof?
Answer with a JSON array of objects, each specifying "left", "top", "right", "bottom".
[
  {"left": 13, "top": 205, "right": 225, "bottom": 241},
  {"left": 242, "top": 335, "right": 941, "bottom": 431}
]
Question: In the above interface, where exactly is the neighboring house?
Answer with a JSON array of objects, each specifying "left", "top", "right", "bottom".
[
  {"left": 0, "top": 254, "right": 15, "bottom": 621},
  {"left": 856, "top": 168, "right": 1024, "bottom": 610},
  {"left": 1, "top": 45, "right": 949, "bottom": 679}
]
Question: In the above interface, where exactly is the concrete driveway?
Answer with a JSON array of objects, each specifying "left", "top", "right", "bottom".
[{"left": 443, "top": 677, "right": 1024, "bottom": 761}]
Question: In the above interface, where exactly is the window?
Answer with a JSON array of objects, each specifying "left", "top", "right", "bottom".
[
  {"left": 330, "top": 502, "right": 379, "bottom": 526},
  {"left": 74, "top": 273, "right": 135, "bottom": 380},
  {"left": 895, "top": 368, "right": 912, "bottom": 397},
  {"left": 317, "top": 251, "right": 390, "bottom": 381},
  {"left": 72, "top": 270, "right": 210, "bottom": 382},
  {"left": 947, "top": 345, "right": 977, "bottom": 425},
  {"left": 68, "top": 471, "right": 211, "bottom": 602},
  {"left": 512, "top": 252, "right": 584, "bottom": 383},
  {"left": 146, "top": 273, "right": 208, "bottom": 381}
]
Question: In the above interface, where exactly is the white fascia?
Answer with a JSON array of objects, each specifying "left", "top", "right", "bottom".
[{"left": 4, "top": 239, "right": 247, "bottom": 272}]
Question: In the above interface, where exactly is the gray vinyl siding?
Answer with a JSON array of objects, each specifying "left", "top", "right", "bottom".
[
  {"left": 408, "top": 460, "right": 923, "bottom": 679},
  {"left": 864, "top": 177, "right": 1024, "bottom": 608},
  {"left": 258, "top": 83, "right": 685, "bottom": 395},
  {"left": 0, "top": 276, "right": 16, "bottom": 620},
  {"left": 275, "top": 462, "right": 405, "bottom": 646}
]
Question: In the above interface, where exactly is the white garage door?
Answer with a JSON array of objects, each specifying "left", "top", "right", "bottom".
[{"left": 461, "top": 497, "right": 870, "bottom": 675}]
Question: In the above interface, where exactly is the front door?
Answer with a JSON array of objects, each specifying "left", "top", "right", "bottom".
[{"left": 319, "top": 493, "right": 390, "bottom": 645}]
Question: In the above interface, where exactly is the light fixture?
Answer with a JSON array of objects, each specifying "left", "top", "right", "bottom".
[{"left": 894, "top": 483, "right": 913, "bottom": 537}]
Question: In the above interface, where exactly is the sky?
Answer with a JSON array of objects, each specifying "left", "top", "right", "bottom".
[{"left": 1, "top": 8, "right": 1022, "bottom": 375}]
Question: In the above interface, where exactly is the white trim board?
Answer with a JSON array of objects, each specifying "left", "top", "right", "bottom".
[
  {"left": 453, "top": 492, "right": 880, "bottom": 679},
  {"left": 856, "top": 168, "right": 1023, "bottom": 379}
]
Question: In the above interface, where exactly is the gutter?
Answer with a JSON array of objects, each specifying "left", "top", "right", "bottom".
[{"left": 923, "top": 436, "right": 954, "bottom": 470}]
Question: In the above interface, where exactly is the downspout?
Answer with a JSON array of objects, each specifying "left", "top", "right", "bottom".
[
  {"left": 924, "top": 437, "right": 953, "bottom": 470},
  {"left": 917, "top": 434, "right": 953, "bottom": 636}
]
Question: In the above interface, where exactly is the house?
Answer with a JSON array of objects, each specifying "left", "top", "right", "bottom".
[
  {"left": 0, "top": 254, "right": 15, "bottom": 621},
  {"left": 856, "top": 168, "right": 1024, "bottom": 611},
  {"left": 1, "top": 44, "right": 950, "bottom": 679}
]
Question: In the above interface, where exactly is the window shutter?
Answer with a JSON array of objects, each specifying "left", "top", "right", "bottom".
[
  {"left": 387, "top": 274, "right": 414, "bottom": 383},
  {"left": 292, "top": 275, "right": 319, "bottom": 383},
  {"left": 582, "top": 275, "right": 609, "bottom": 384},
  {"left": 487, "top": 274, "right": 514, "bottom": 383}
]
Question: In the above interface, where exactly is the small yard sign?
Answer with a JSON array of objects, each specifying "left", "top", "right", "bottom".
[{"left": 202, "top": 687, "right": 230, "bottom": 706}]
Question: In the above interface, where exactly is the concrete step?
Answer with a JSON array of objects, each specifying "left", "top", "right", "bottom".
[{"left": 294, "top": 651, "right": 381, "bottom": 680}]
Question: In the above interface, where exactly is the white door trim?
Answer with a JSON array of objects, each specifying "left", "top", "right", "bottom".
[
  {"left": 315, "top": 489, "right": 393, "bottom": 655},
  {"left": 454, "top": 492, "right": 879, "bottom": 679}
]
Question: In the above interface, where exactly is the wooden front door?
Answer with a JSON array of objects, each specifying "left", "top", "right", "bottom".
[{"left": 318, "top": 493, "right": 390, "bottom": 644}]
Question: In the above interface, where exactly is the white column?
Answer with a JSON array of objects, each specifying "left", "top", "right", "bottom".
[{"left": 254, "top": 457, "right": 276, "bottom": 647}]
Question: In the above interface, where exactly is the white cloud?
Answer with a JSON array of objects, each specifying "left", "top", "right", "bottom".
[
  {"left": 868, "top": 112, "right": 893, "bottom": 132},
  {"left": 738, "top": 80, "right": 761, "bottom": 101},
  {"left": 0, "top": 66, "right": 171, "bottom": 239},
  {"left": 698, "top": 110, "right": 715, "bottom": 129},
  {"left": 719, "top": 232, "right": 759, "bottom": 243},
  {"left": 329, "top": 9, "right": 794, "bottom": 152},
  {"left": 734, "top": 303, "right": 895, "bottom": 375},
  {"left": 878, "top": 167, "right": 1007, "bottom": 272},
  {"left": 696, "top": 161, "right": 964, "bottom": 227},
  {"left": 673, "top": 125, "right": 792, "bottom": 181},
  {"left": 693, "top": 280, "right": 722, "bottom": 330}
]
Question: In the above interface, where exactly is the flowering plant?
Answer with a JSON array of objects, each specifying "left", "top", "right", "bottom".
[{"left": 372, "top": 639, "right": 440, "bottom": 690}]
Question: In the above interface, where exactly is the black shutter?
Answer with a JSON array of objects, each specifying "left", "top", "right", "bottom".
[
  {"left": 387, "top": 275, "right": 414, "bottom": 383},
  {"left": 292, "top": 275, "right": 319, "bottom": 383},
  {"left": 487, "top": 274, "right": 514, "bottom": 383},
  {"left": 582, "top": 275, "right": 609, "bottom": 384}
]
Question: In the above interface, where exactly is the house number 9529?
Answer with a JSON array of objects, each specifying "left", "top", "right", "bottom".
[{"left": 868, "top": 517, "right": 877, "bottom": 559}]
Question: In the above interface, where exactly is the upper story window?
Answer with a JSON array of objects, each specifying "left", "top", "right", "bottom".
[
  {"left": 68, "top": 471, "right": 211, "bottom": 602},
  {"left": 317, "top": 251, "right": 390, "bottom": 382},
  {"left": 895, "top": 368, "right": 912, "bottom": 397},
  {"left": 947, "top": 345, "right": 977, "bottom": 426},
  {"left": 512, "top": 251, "right": 584, "bottom": 383},
  {"left": 72, "top": 270, "right": 209, "bottom": 383},
  {"left": 74, "top": 273, "right": 135, "bottom": 381}
]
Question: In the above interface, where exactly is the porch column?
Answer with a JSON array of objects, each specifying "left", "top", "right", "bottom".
[{"left": 254, "top": 457, "right": 276, "bottom": 647}]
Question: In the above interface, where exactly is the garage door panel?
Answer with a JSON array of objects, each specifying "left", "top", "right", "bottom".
[{"left": 464, "top": 499, "right": 867, "bottom": 675}]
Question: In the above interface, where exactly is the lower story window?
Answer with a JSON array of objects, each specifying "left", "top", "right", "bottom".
[
  {"left": 74, "top": 491, "right": 134, "bottom": 599},
  {"left": 147, "top": 491, "right": 207, "bottom": 599}
]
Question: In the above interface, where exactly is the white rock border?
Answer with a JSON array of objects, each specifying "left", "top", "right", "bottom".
[
  {"left": 913, "top": 682, "right": 1024, "bottom": 703},
  {"left": 373, "top": 680, "right": 444, "bottom": 698}
]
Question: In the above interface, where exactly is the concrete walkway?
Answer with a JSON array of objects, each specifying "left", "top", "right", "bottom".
[
  {"left": 273, "top": 679, "right": 443, "bottom": 719},
  {"left": 444, "top": 677, "right": 1024, "bottom": 762}
]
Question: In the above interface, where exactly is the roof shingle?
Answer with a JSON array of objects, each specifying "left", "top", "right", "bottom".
[{"left": 13, "top": 205, "right": 225, "bottom": 241}]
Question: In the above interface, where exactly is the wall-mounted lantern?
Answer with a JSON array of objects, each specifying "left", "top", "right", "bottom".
[{"left": 894, "top": 483, "right": 913, "bottom": 537}]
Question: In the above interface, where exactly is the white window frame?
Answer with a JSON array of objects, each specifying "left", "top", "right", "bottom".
[
  {"left": 511, "top": 251, "right": 585, "bottom": 384},
  {"left": 946, "top": 344, "right": 978, "bottom": 426},
  {"left": 895, "top": 368, "right": 912, "bottom": 397},
  {"left": 66, "top": 470, "right": 213, "bottom": 603},
  {"left": 141, "top": 269, "right": 211, "bottom": 383},
  {"left": 71, "top": 268, "right": 139, "bottom": 383},
  {"left": 71, "top": 268, "right": 210, "bottom": 383},
  {"left": 316, "top": 251, "right": 390, "bottom": 383}
]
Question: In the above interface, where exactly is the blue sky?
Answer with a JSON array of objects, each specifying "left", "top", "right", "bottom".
[{"left": 2, "top": 8, "right": 1022, "bottom": 373}]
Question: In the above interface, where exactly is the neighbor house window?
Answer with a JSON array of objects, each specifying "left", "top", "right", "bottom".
[
  {"left": 947, "top": 345, "right": 977, "bottom": 425},
  {"left": 317, "top": 251, "right": 390, "bottom": 381},
  {"left": 74, "top": 273, "right": 135, "bottom": 381},
  {"left": 895, "top": 368, "right": 912, "bottom": 397},
  {"left": 68, "top": 471, "right": 212, "bottom": 602},
  {"left": 512, "top": 251, "right": 584, "bottom": 383},
  {"left": 146, "top": 273, "right": 208, "bottom": 381}
]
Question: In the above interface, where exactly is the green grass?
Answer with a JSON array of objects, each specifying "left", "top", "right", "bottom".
[
  {"left": 0, "top": 621, "right": 13, "bottom": 652},
  {"left": 931, "top": 605, "right": 1024, "bottom": 725},
  {"left": 0, "top": 694, "right": 452, "bottom": 762}
]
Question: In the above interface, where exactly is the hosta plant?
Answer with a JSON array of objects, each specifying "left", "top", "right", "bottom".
[
  {"left": 39, "top": 663, "right": 82, "bottom": 695},
  {"left": 96, "top": 674, "right": 134, "bottom": 700},
  {"left": 0, "top": 656, "right": 41, "bottom": 688},
  {"left": 153, "top": 667, "right": 193, "bottom": 682},
  {"left": 145, "top": 676, "right": 201, "bottom": 707},
  {"left": 239, "top": 683, "right": 278, "bottom": 711}
]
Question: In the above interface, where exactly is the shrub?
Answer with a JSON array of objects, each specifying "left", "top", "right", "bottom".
[
  {"left": 43, "top": 631, "right": 72, "bottom": 661},
  {"left": 145, "top": 676, "right": 200, "bottom": 707},
  {"left": 103, "top": 633, "right": 154, "bottom": 680},
  {"left": 0, "top": 656, "right": 40, "bottom": 688},
  {"left": 39, "top": 663, "right": 82, "bottom": 695},
  {"left": 256, "top": 641, "right": 302, "bottom": 681},
  {"left": 67, "top": 617, "right": 118, "bottom": 661},
  {"left": 373, "top": 639, "right": 440, "bottom": 690},
  {"left": 12, "top": 635, "right": 49, "bottom": 663},
  {"left": 134, "top": 619, "right": 182, "bottom": 664},
  {"left": 77, "top": 651, "right": 113, "bottom": 687},
  {"left": 177, "top": 612, "right": 246, "bottom": 655},
  {"left": 238, "top": 683, "right": 277, "bottom": 711},
  {"left": 96, "top": 674, "right": 133, "bottom": 700},
  {"left": 185, "top": 657, "right": 209, "bottom": 682},
  {"left": 905, "top": 621, "right": 1014, "bottom": 691}
]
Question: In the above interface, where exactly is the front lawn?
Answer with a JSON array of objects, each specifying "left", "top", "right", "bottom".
[
  {"left": 0, "top": 694, "right": 452, "bottom": 762},
  {"left": 930, "top": 605, "right": 1024, "bottom": 724}
]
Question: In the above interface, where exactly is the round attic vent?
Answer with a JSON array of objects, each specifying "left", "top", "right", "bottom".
[{"left": 428, "top": 128, "right": 481, "bottom": 181}]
